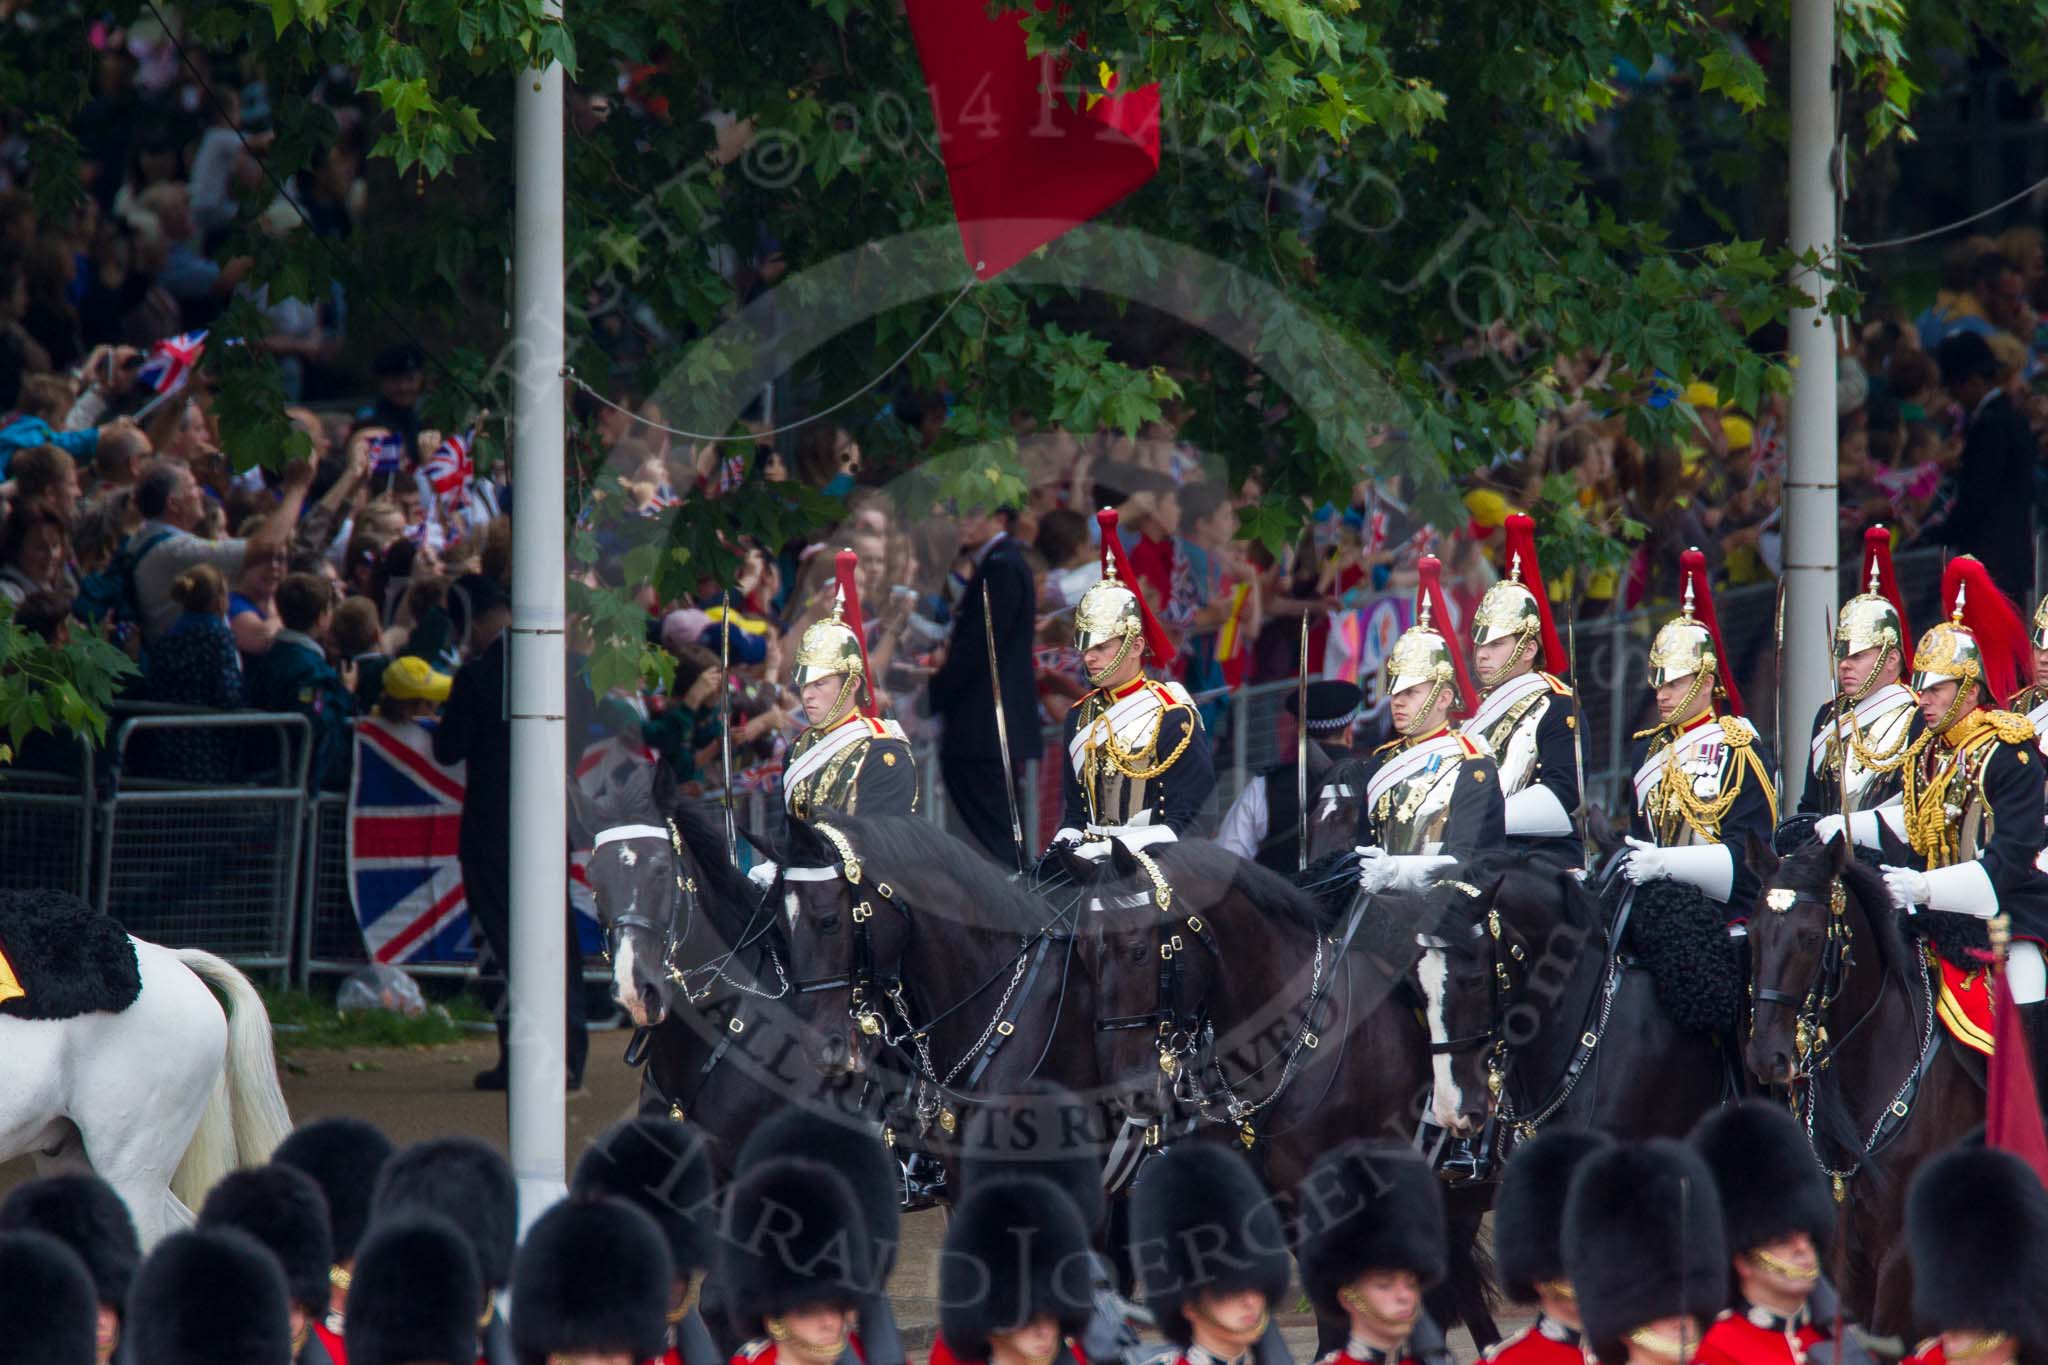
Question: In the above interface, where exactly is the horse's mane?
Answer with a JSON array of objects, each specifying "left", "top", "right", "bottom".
[
  {"left": 782, "top": 814, "right": 1059, "bottom": 936},
  {"left": 1073, "top": 838, "right": 1335, "bottom": 938},
  {"left": 668, "top": 801, "right": 767, "bottom": 939},
  {"left": 1432, "top": 860, "right": 1600, "bottom": 960},
  {"left": 1776, "top": 842, "right": 1910, "bottom": 983}
]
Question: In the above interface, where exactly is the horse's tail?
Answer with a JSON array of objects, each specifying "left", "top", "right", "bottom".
[{"left": 167, "top": 949, "right": 293, "bottom": 1206}]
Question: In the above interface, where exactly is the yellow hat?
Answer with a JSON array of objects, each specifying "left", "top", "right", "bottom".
[
  {"left": 1720, "top": 415, "right": 1754, "bottom": 451},
  {"left": 1464, "top": 487, "right": 1509, "bottom": 530},
  {"left": 383, "top": 655, "right": 452, "bottom": 703},
  {"left": 1682, "top": 381, "right": 1720, "bottom": 409}
]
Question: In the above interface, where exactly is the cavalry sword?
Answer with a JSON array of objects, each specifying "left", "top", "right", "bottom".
[
  {"left": 984, "top": 582, "right": 1030, "bottom": 875},
  {"left": 1297, "top": 611, "right": 1311, "bottom": 872},
  {"left": 1565, "top": 599, "right": 1591, "bottom": 865},
  {"left": 719, "top": 588, "right": 737, "bottom": 864}
]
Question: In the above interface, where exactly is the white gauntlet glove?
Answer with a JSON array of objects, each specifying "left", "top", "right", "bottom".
[
  {"left": 1354, "top": 847, "right": 1396, "bottom": 894},
  {"left": 1622, "top": 836, "right": 1735, "bottom": 901}
]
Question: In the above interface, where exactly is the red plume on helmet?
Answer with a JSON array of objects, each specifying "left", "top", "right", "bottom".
[
  {"left": 1861, "top": 525, "right": 1913, "bottom": 672},
  {"left": 1096, "top": 507, "right": 1177, "bottom": 666},
  {"left": 1501, "top": 513, "right": 1566, "bottom": 676},
  {"left": 834, "top": 548, "right": 880, "bottom": 719},
  {"left": 1416, "top": 555, "right": 1478, "bottom": 719},
  {"left": 1680, "top": 547, "right": 1744, "bottom": 717},
  {"left": 1940, "top": 556, "right": 2029, "bottom": 708}
]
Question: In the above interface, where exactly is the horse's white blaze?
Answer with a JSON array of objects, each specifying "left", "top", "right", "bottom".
[
  {"left": 1416, "top": 949, "right": 1468, "bottom": 1133},
  {"left": 612, "top": 925, "right": 645, "bottom": 1023},
  {"left": 785, "top": 888, "right": 801, "bottom": 927},
  {"left": 617, "top": 845, "right": 638, "bottom": 867}
]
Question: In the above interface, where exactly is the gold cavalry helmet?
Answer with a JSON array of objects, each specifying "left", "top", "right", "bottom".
[
  {"left": 1386, "top": 602, "right": 1458, "bottom": 699},
  {"left": 791, "top": 549, "right": 873, "bottom": 728},
  {"left": 1074, "top": 572, "right": 1143, "bottom": 657},
  {"left": 1837, "top": 525, "right": 1905, "bottom": 669},
  {"left": 1645, "top": 547, "right": 1745, "bottom": 713},
  {"left": 1911, "top": 593, "right": 1983, "bottom": 697},
  {"left": 2033, "top": 593, "right": 2048, "bottom": 651}
]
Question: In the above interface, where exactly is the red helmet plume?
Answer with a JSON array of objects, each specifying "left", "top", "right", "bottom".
[
  {"left": 1681, "top": 547, "right": 1744, "bottom": 716},
  {"left": 1502, "top": 513, "right": 1567, "bottom": 676},
  {"left": 835, "top": 549, "right": 879, "bottom": 718},
  {"left": 1939, "top": 556, "right": 2029, "bottom": 708},
  {"left": 1095, "top": 507, "right": 1176, "bottom": 666},
  {"left": 1417, "top": 555, "right": 1478, "bottom": 718},
  {"left": 1859, "top": 525, "right": 1913, "bottom": 673}
]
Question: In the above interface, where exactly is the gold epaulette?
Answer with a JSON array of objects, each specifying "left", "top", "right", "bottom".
[
  {"left": 1456, "top": 732, "right": 1484, "bottom": 759},
  {"left": 1373, "top": 736, "right": 1404, "bottom": 756},
  {"left": 1986, "top": 710, "right": 2037, "bottom": 745},
  {"left": 1542, "top": 672, "right": 1574, "bottom": 696},
  {"left": 1720, "top": 715, "right": 1759, "bottom": 747}
]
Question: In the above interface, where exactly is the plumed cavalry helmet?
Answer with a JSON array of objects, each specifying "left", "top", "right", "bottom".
[
  {"left": 793, "top": 549, "right": 876, "bottom": 729},
  {"left": 1385, "top": 556, "right": 1476, "bottom": 732},
  {"left": 1646, "top": 548, "right": 1745, "bottom": 715},
  {"left": 1912, "top": 556, "right": 2029, "bottom": 719},
  {"left": 1076, "top": 506, "right": 1173, "bottom": 685},
  {"left": 1473, "top": 513, "right": 1566, "bottom": 684},
  {"left": 1837, "top": 526, "right": 1911, "bottom": 687}
]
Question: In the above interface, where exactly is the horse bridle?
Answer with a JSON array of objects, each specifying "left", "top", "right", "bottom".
[
  {"left": 592, "top": 821, "right": 703, "bottom": 985},
  {"left": 1750, "top": 878, "right": 1855, "bottom": 1073},
  {"left": 785, "top": 823, "right": 915, "bottom": 1039},
  {"left": 1092, "top": 861, "right": 1222, "bottom": 1077}
]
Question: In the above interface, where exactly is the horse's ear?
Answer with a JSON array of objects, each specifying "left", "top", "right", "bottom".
[
  {"left": 567, "top": 779, "right": 604, "bottom": 846},
  {"left": 651, "top": 756, "right": 679, "bottom": 815},
  {"left": 1745, "top": 830, "right": 1781, "bottom": 882},
  {"left": 1109, "top": 838, "right": 1139, "bottom": 879},
  {"left": 1825, "top": 827, "right": 1851, "bottom": 875}
]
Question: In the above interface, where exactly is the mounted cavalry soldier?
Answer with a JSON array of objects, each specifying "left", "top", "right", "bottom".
[
  {"left": 1354, "top": 555, "right": 1504, "bottom": 894},
  {"left": 1622, "top": 548, "right": 1778, "bottom": 917},
  {"left": 1466, "top": 513, "right": 1585, "bottom": 871},
  {"left": 783, "top": 548, "right": 917, "bottom": 822},
  {"left": 2008, "top": 591, "right": 2048, "bottom": 748},
  {"left": 1214, "top": 679, "right": 1365, "bottom": 871},
  {"left": 1051, "top": 508, "right": 1216, "bottom": 853},
  {"left": 1839, "top": 556, "right": 2048, "bottom": 1070},
  {"left": 1783, "top": 526, "right": 1919, "bottom": 850}
]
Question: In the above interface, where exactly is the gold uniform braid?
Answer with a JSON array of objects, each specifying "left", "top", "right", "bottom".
[
  {"left": 1649, "top": 721, "right": 1779, "bottom": 843},
  {"left": 1093, "top": 700, "right": 1196, "bottom": 781}
]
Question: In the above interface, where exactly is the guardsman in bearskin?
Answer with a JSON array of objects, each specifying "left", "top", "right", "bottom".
[
  {"left": 371, "top": 1137, "right": 519, "bottom": 1365},
  {"left": 2008, "top": 592, "right": 2048, "bottom": 748},
  {"left": 1215, "top": 679, "right": 1365, "bottom": 871},
  {"left": 720, "top": 1156, "right": 876, "bottom": 1365},
  {"left": 344, "top": 1213, "right": 483, "bottom": 1365},
  {"left": 510, "top": 1198, "right": 674, "bottom": 1365},
  {"left": 1865, "top": 557, "right": 2048, "bottom": 1076},
  {"left": 1623, "top": 549, "right": 1778, "bottom": 917},
  {"left": 1488, "top": 1128, "right": 1613, "bottom": 1365},
  {"left": 1690, "top": 1103, "right": 1841, "bottom": 1365},
  {"left": 573, "top": 1116, "right": 721, "bottom": 1365},
  {"left": 1296, "top": 1141, "right": 1448, "bottom": 1365},
  {"left": 1564, "top": 1139, "right": 1727, "bottom": 1365},
  {"left": 0, "top": 1229, "right": 99, "bottom": 1365},
  {"left": 1467, "top": 513, "right": 1585, "bottom": 870},
  {"left": 784, "top": 548, "right": 918, "bottom": 822},
  {"left": 737, "top": 1109, "right": 905, "bottom": 1365},
  {"left": 934, "top": 1176, "right": 1096, "bottom": 1365},
  {"left": 0, "top": 1174, "right": 140, "bottom": 1365},
  {"left": 1902, "top": 1147, "right": 2048, "bottom": 1365},
  {"left": 1051, "top": 508, "right": 1215, "bottom": 852},
  {"left": 273, "top": 1116, "right": 397, "bottom": 1353},
  {"left": 198, "top": 1165, "right": 340, "bottom": 1365},
  {"left": 1782, "top": 527, "right": 1921, "bottom": 851},
  {"left": 1132, "top": 1141, "right": 1294, "bottom": 1365},
  {"left": 1354, "top": 556, "right": 1504, "bottom": 894},
  {"left": 129, "top": 1225, "right": 295, "bottom": 1365}
]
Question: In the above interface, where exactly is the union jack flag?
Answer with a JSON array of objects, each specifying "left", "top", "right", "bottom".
[
  {"left": 136, "top": 330, "right": 208, "bottom": 395},
  {"left": 425, "top": 430, "right": 475, "bottom": 501},
  {"left": 348, "top": 716, "right": 603, "bottom": 964}
]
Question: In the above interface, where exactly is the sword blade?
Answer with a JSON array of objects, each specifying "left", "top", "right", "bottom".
[
  {"left": 720, "top": 588, "right": 737, "bottom": 862},
  {"left": 984, "top": 582, "right": 1029, "bottom": 874},
  {"left": 1297, "top": 612, "right": 1311, "bottom": 872},
  {"left": 1566, "top": 600, "right": 1590, "bottom": 864}
]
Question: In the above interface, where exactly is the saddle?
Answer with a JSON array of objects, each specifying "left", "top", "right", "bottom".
[
  {"left": 0, "top": 890, "right": 141, "bottom": 1021},
  {"left": 1599, "top": 873, "right": 1742, "bottom": 1036}
]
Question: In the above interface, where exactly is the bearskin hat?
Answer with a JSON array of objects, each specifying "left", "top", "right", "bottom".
[
  {"left": 939, "top": 1177, "right": 1094, "bottom": 1363},
  {"left": 1131, "top": 1141, "right": 1291, "bottom": 1347},
  {"left": 272, "top": 1116, "right": 396, "bottom": 1263},
  {"left": 0, "top": 1173, "right": 141, "bottom": 1314},
  {"left": 1909, "top": 1148, "right": 2048, "bottom": 1344},
  {"left": 126, "top": 1227, "right": 292, "bottom": 1365},
  {"left": 1495, "top": 1128, "right": 1614, "bottom": 1304},
  {"left": 198, "top": 1164, "right": 335, "bottom": 1318},
  {"left": 719, "top": 1155, "right": 877, "bottom": 1338},
  {"left": 341, "top": 1213, "right": 482, "bottom": 1365},
  {"left": 0, "top": 1230, "right": 99, "bottom": 1365},
  {"left": 512, "top": 1198, "right": 673, "bottom": 1365},
  {"left": 572, "top": 1116, "right": 716, "bottom": 1277},
  {"left": 373, "top": 1136, "right": 518, "bottom": 1288},
  {"left": 737, "top": 1106, "right": 899, "bottom": 1272},
  {"left": 1690, "top": 1102, "right": 1834, "bottom": 1263},
  {"left": 1563, "top": 1139, "right": 1726, "bottom": 1365},
  {"left": 1296, "top": 1140, "right": 1447, "bottom": 1320},
  {"left": 958, "top": 1081, "right": 1110, "bottom": 1238}
]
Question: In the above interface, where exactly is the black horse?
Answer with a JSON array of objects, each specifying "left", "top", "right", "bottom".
[
  {"left": 774, "top": 815, "right": 1110, "bottom": 1155},
  {"left": 1748, "top": 837, "right": 1987, "bottom": 1338},
  {"left": 1065, "top": 835, "right": 1500, "bottom": 1352},
  {"left": 570, "top": 767, "right": 797, "bottom": 1177}
]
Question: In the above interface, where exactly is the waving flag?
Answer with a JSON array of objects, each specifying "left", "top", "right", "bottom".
[
  {"left": 348, "top": 717, "right": 602, "bottom": 964},
  {"left": 136, "top": 330, "right": 208, "bottom": 394},
  {"left": 367, "top": 431, "right": 405, "bottom": 475},
  {"left": 425, "top": 430, "right": 475, "bottom": 502}
]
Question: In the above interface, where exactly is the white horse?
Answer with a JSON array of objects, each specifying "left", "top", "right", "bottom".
[{"left": 0, "top": 937, "right": 293, "bottom": 1246}]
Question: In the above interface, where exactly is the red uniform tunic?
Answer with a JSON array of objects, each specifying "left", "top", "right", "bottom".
[
  {"left": 731, "top": 1333, "right": 869, "bottom": 1365},
  {"left": 310, "top": 1321, "right": 348, "bottom": 1365},
  {"left": 1902, "top": 1342, "right": 1947, "bottom": 1365},
  {"left": 1697, "top": 1307, "right": 1829, "bottom": 1365},
  {"left": 1483, "top": 1316, "right": 1589, "bottom": 1365},
  {"left": 927, "top": 1336, "right": 1090, "bottom": 1365},
  {"left": 1313, "top": 1342, "right": 1422, "bottom": 1365}
]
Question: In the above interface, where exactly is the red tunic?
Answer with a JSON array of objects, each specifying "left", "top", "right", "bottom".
[
  {"left": 731, "top": 1333, "right": 870, "bottom": 1365},
  {"left": 311, "top": 1322, "right": 348, "bottom": 1365},
  {"left": 1902, "top": 1343, "right": 1946, "bottom": 1365},
  {"left": 1483, "top": 1319, "right": 1589, "bottom": 1365},
  {"left": 1697, "top": 1310, "right": 1828, "bottom": 1365},
  {"left": 1313, "top": 1347, "right": 1421, "bottom": 1365},
  {"left": 929, "top": 1337, "right": 1090, "bottom": 1365}
]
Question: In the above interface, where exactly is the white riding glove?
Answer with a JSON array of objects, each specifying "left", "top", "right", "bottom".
[
  {"left": 1881, "top": 865, "right": 1929, "bottom": 912},
  {"left": 1883, "top": 861, "right": 1997, "bottom": 917},
  {"left": 1622, "top": 836, "right": 1735, "bottom": 901},
  {"left": 746, "top": 860, "right": 780, "bottom": 889},
  {"left": 1355, "top": 847, "right": 1396, "bottom": 894},
  {"left": 1812, "top": 810, "right": 1889, "bottom": 850}
]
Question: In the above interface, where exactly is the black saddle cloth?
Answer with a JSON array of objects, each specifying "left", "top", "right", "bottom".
[
  {"left": 1600, "top": 873, "right": 1742, "bottom": 1036},
  {"left": 0, "top": 890, "right": 141, "bottom": 1021}
]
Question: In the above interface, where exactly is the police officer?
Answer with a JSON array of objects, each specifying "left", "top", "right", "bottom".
[
  {"left": 1466, "top": 513, "right": 1585, "bottom": 870},
  {"left": 1132, "top": 1141, "right": 1294, "bottom": 1365},
  {"left": 1788, "top": 527, "right": 1919, "bottom": 850},
  {"left": 1297, "top": 1141, "right": 1447, "bottom": 1365},
  {"left": 783, "top": 549, "right": 918, "bottom": 822},
  {"left": 511, "top": 1198, "right": 674, "bottom": 1365},
  {"left": 1691, "top": 1104, "right": 1843, "bottom": 1365},
  {"left": 1052, "top": 509, "right": 1215, "bottom": 852},
  {"left": 1214, "top": 679, "right": 1364, "bottom": 870},
  {"left": 1902, "top": 1148, "right": 2048, "bottom": 1365},
  {"left": 1488, "top": 1128, "right": 1613, "bottom": 1365},
  {"left": 1622, "top": 549, "right": 1778, "bottom": 917},
  {"left": 1562, "top": 1139, "right": 1727, "bottom": 1365},
  {"left": 1354, "top": 556, "right": 1504, "bottom": 894}
]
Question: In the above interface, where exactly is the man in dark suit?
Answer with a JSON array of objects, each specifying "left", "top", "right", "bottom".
[
  {"left": 1934, "top": 331, "right": 2039, "bottom": 603},
  {"left": 926, "top": 507, "right": 1040, "bottom": 866},
  {"left": 432, "top": 573, "right": 589, "bottom": 1092}
]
